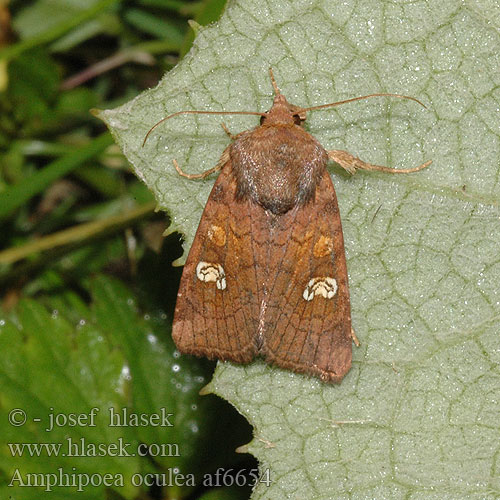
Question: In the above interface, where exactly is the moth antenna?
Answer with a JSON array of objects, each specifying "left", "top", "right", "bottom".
[
  {"left": 303, "top": 93, "right": 427, "bottom": 113},
  {"left": 143, "top": 109, "right": 265, "bottom": 146},
  {"left": 268, "top": 68, "right": 281, "bottom": 95}
]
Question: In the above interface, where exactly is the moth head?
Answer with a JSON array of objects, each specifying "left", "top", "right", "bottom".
[
  {"left": 261, "top": 68, "right": 308, "bottom": 127},
  {"left": 261, "top": 94, "right": 307, "bottom": 127}
]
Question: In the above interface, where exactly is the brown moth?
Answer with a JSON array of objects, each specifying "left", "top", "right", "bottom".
[{"left": 146, "top": 70, "right": 431, "bottom": 383}]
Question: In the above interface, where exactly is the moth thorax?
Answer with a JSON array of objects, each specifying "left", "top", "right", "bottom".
[{"left": 231, "top": 127, "right": 328, "bottom": 215}]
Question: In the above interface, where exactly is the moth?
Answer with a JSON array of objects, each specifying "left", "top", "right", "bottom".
[{"left": 145, "top": 70, "right": 431, "bottom": 383}]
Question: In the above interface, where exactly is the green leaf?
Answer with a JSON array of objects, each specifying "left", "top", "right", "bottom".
[
  {"left": 13, "top": 0, "right": 107, "bottom": 39},
  {"left": 2, "top": 0, "right": 119, "bottom": 62},
  {"left": 124, "top": 8, "right": 184, "bottom": 45},
  {"left": 99, "top": 1, "right": 500, "bottom": 498},
  {"left": 0, "top": 133, "right": 113, "bottom": 220},
  {"left": 0, "top": 296, "right": 139, "bottom": 499},
  {"left": 6, "top": 49, "right": 60, "bottom": 125},
  {"left": 0, "top": 276, "right": 233, "bottom": 499}
]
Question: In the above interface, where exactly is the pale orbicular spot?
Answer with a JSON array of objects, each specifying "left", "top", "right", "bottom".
[
  {"left": 196, "top": 262, "right": 226, "bottom": 290},
  {"left": 207, "top": 225, "right": 226, "bottom": 247},
  {"left": 303, "top": 277, "right": 337, "bottom": 301},
  {"left": 313, "top": 235, "right": 333, "bottom": 258}
]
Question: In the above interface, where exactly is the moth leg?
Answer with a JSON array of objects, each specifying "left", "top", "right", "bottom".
[
  {"left": 328, "top": 150, "right": 432, "bottom": 175},
  {"left": 220, "top": 122, "right": 237, "bottom": 140},
  {"left": 220, "top": 123, "right": 247, "bottom": 141},
  {"left": 351, "top": 328, "right": 361, "bottom": 347},
  {"left": 172, "top": 147, "right": 230, "bottom": 180}
]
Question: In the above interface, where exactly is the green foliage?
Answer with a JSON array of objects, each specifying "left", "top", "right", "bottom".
[{"left": 0, "top": 275, "right": 245, "bottom": 499}]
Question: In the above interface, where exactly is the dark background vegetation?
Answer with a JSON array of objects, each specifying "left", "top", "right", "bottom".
[{"left": 0, "top": 1, "right": 257, "bottom": 499}]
